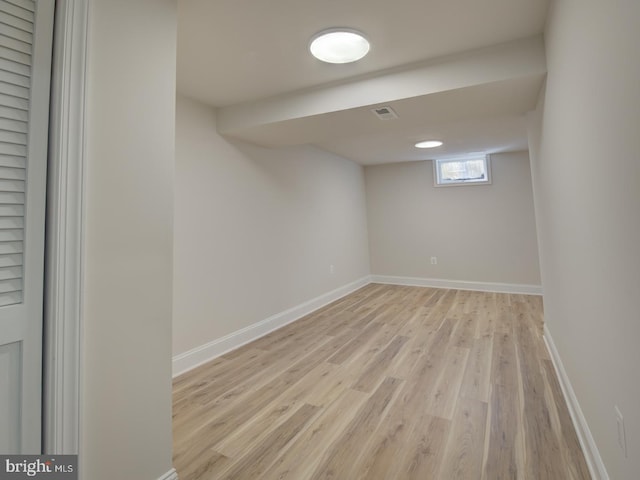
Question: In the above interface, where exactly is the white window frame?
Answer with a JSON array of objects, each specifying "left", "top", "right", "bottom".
[{"left": 433, "top": 155, "right": 492, "bottom": 187}]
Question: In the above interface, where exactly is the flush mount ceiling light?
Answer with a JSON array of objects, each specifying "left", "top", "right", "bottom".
[
  {"left": 415, "top": 140, "right": 443, "bottom": 149},
  {"left": 309, "top": 28, "right": 370, "bottom": 64}
]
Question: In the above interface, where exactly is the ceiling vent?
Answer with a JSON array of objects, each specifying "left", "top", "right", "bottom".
[{"left": 371, "top": 106, "right": 398, "bottom": 120}]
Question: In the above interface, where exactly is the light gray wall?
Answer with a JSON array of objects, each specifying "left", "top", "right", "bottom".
[
  {"left": 365, "top": 152, "right": 541, "bottom": 286},
  {"left": 529, "top": 0, "right": 640, "bottom": 478},
  {"left": 81, "top": 0, "right": 176, "bottom": 478},
  {"left": 173, "top": 95, "right": 370, "bottom": 356}
]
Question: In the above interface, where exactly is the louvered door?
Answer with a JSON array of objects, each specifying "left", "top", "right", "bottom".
[{"left": 0, "top": 0, "right": 53, "bottom": 453}]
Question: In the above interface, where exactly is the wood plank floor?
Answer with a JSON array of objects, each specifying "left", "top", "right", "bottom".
[{"left": 173, "top": 284, "right": 591, "bottom": 480}]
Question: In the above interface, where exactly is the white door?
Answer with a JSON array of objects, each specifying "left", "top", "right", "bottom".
[{"left": 0, "top": 0, "right": 54, "bottom": 453}]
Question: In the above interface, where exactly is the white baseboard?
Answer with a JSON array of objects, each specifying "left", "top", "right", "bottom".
[
  {"left": 172, "top": 276, "right": 372, "bottom": 377},
  {"left": 173, "top": 275, "right": 540, "bottom": 377},
  {"left": 371, "top": 274, "right": 543, "bottom": 295},
  {"left": 543, "top": 325, "right": 609, "bottom": 480},
  {"left": 157, "top": 468, "right": 178, "bottom": 480}
]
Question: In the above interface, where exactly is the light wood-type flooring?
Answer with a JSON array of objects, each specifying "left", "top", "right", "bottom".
[{"left": 173, "top": 284, "right": 591, "bottom": 479}]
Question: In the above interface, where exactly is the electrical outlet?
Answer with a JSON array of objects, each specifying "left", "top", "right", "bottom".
[
  {"left": 615, "top": 406, "right": 627, "bottom": 457},
  {"left": 329, "top": 264, "right": 335, "bottom": 274},
  {"left": 430, "top": 256, "right": 438, "bottom": 265}
]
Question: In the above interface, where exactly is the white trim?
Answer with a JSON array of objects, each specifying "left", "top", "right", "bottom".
[
  {"left": 543, "top": 325, "right": 609, "bottom": 480},
  {"left": 371, "top": 275, "right": 542, "bottom": 295},
  {"left": 172, "top": 276, "right": 371, "bottom": 377},
  {"left": 157, "top": 468, "right": 179, "bottom": 480},
  {"left": 44, "top": 0, "right": 89, "bottom": 456}
]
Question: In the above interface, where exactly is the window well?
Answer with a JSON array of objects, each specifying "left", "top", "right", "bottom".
[{"left": 433, "top": 155, "right": 491, "bottom": 187}]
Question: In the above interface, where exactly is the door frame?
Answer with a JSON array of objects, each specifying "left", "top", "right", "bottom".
[{"left": 43, "top": 0, "right": 88, "bottom": 455}]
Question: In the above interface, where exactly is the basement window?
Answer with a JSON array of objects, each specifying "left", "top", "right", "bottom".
[{"left": 433, "top": 155, "right": 491, "bottom": 187}]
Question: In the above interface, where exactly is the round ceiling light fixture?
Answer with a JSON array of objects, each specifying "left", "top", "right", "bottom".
[
  {"left": 309, "top": 28, "right": 370, "bottom": 64},
  {"left": 415, "top": 140, "right": 443, "bottom": 149}
]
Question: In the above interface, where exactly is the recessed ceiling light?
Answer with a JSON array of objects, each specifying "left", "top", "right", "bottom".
[
  {"left": 309, "top": 29, "right": 370, "bottom": 64},
  {"left": 415, "top": 140, "right": 443, "bottom": 149}
]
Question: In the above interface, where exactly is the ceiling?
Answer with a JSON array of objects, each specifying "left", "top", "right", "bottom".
[{"left": 177, "top": 0, "right": 549, "bottom": 165}]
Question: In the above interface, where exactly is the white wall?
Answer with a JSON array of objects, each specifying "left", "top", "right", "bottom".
[
  {"left": 82, "top": 1, "right": 176, "bottom": 479},
  {"left": 529, "top": 0, "right": 640, "bottom": 478},
  {"left": 365, "top": 152, "right": 541, "bottom": 287},
  {"left": 173, "top": 95, "right": 370, "bottom": 356}
]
